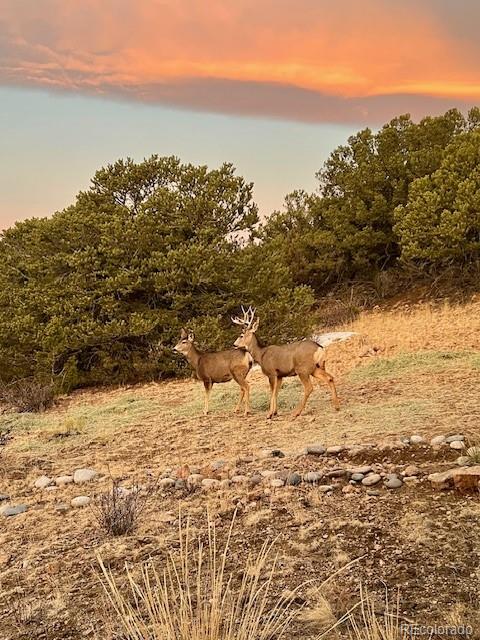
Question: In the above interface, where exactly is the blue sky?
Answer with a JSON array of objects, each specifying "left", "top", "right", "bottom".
[{"left": 0, "top": 86, "right": 356, "bottom": 229}]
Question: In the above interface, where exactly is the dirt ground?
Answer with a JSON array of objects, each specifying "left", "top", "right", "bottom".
[{"left": 1, "top": 300, "right": 480, "bottom": 639}]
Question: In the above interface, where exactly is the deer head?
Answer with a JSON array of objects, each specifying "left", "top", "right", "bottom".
[
  {"left": 231, "top": 306, "right": 259, "bottom": 350},
  {"left": 174, "top": 328, "right": 195, "bottom": 355}
]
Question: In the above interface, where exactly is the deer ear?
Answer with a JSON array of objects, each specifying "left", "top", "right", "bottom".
[
  {"left": 180, "top": 328, "right": 188, "bottom": 339},
  {"left": 252, "top": 319, "right": 259, "bottom": 332},
  {"left": 187, "top": 331, "right": 195, "bottom": 342}
]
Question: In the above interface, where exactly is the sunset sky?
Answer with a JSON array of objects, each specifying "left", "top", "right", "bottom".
[{"left": 1, "top": 0, "right": 479, "bottom": 228}]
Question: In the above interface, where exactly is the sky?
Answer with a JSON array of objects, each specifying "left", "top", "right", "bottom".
[{"left": 1, "top": 0, "right": 480, "bottom": 229}]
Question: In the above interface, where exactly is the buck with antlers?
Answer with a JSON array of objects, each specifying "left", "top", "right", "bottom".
[
  {"left": 231, "top": 307, "right": 340, "bottom": 419},
  {"left": 174, "top": 328, "right": 253, "bottom": 416}
]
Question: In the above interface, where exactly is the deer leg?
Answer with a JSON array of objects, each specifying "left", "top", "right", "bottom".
[
  {"left": 232, "top": 369, "right": 251, "bottom": 416},
  {"left": 313, "top": 367, "right": 340, "bottom": 410},
  {"left": 203, "top": 380, "right": 213, "bottom": 416},
  {"left": 292, "top": 373, "right": 313, "bottom": 419},
  {"left": 234, "top": 387, "right": 245, "bottom": 414},
  {"left": 267, "top": 376, "right": 282, "bottom": 419}
]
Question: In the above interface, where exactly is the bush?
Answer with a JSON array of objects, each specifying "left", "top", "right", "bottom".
[
  {"left": 92, "top": 479, "right": 155, "bottom": 536},
  {"left": 0, "top": 379, "right": 55, "bottom": 413}
]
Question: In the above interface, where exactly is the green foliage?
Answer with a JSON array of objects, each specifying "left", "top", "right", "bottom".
[
  {"left": 394, "top": 130, "right": 480, "bottom": 263},
  {"left": 262, "top": 108, "right": 480, "bottom": 291},
  {"left": 0, "top": 156, "right": 314, "bottom": 390}
]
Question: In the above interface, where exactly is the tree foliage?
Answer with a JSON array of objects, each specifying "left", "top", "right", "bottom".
[
  {"left": 0, "top": 157, "right": 313, "bottom": 389},
  {"left": 262, "top": 108, "right": 480, "bottom": 290}
]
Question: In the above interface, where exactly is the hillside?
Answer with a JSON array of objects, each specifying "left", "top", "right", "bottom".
[{"left": 1, "top": 298, "right": 480, "bottom": 639}]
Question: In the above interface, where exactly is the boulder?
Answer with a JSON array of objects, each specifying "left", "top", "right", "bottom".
[
  {"left": 431, "top": 435, "right": 446, "bottom": 446},
  {"left": 452, "top": 466, "right": 480, "bottom": 493},
  {"left": 73, "top": 468, "right": 98, "bottom": 484},
  {"left": 428, "top": 469, "right": 455, "bottom": 490},
  {"left": 55, "top": 475, "right": 74, "bottom": 486},
  {"left": 34, "top": 475, "right": 53, "bottom": 489},
  {"left": 304, "top": 444, "right": 326, "bottom": 455},
  {"left": 362, "top": 473, "right": 381, "bottom": 487},
  {"left": 0, "top": 504, "right": 28, "bottom": 517},
  {"left": 71, "top": 496, "right": 91, "bottom": 508},
  {"left": 410, "top": 435, "right": 424, "bottom": 444},
  {"left": 450, "top": 441, "right": 465, "bottom": 451}
]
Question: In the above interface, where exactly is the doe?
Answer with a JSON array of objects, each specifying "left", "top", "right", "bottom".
[{"left": 174, "top": 328, "right": 253, "bottom": 416}]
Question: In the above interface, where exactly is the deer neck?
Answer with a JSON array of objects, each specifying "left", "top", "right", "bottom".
[
  {"left": 248, "top": 334, "right": 266, "bottom": 364},
  {"left": 185, "top": 344, "right": 202, "bottom": 371}
]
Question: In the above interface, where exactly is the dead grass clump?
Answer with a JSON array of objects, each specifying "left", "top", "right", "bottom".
[
  {"left": 97, "top": 513, "right": 301, "bottom": 640},
  {"left": 92, "top": 479, "right": 154, "bottom": 537},
  {"left": 0, "top": 379, "right": 55, "bottom": 413}
]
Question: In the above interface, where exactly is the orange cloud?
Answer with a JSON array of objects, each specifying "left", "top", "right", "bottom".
[{"left": 1, "top": 0, "right": 479, "bottom": 122}]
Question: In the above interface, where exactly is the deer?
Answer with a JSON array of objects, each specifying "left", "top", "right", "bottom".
[
  {"left": 174, "top": 328, "right": 253, "bottom": 416},
  {"left": 231, "top": 307, "right": 340, "bottom": 419}
]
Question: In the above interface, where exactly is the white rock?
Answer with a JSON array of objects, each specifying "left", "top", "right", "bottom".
[
  {"left": 430, "top": 435, "right": 446, "bottom": 446},
  {"left": 362, "top": 473, "right": 382, "bottom": 486},
  {"left": 446, "top": 435, "right": 465, "bottom": 443},
  {"left": 326, "top": 445, "right": 344, "bottom": 455},
  {"left": 55, "top": 475, "right": 74, "bottom": 486},
  {"left": 187, "top": 474, "right": 203, "bottom": 487},
  {"left": 450, "top": 441, "right": 466, "bottom": 450},
  {"left": 410, "top": 435, "right": 424, "bottom": 444},
  {"left": 73, "top": 468, "right": 98, "bottom": 484},
  {"left": 71, "top": 496, "right": 91, "bottom": 508},
  {"left": 159, "top": 478, "right": 175, "bottom": 488},
  {"left": 270, "top": 478, "right": 285, "bottom": 488},
  {"left": 34, "top": 475, "right": 53, "bottom": 489}
]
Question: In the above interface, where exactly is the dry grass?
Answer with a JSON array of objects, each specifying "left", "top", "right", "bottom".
[{"left": 97, "top": 513, "right": 301, "bottom": 640}]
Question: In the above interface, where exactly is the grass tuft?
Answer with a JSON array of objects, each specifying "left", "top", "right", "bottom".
[{"left": 97, "top": 512, "right": 301, "bottom": 640}]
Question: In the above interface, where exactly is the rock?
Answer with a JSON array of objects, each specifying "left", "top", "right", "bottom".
[
  {"left": 261, "top": 449, "right": 285, "bottom": 458},
  {"left": 285, "top": 472, "right": 302, "bottom": 486},
  {"left": 270, "top": 478, "right": 285, "bottom": 488},
  {"left": 73, "top": 468, "right": 98, "bottom": 484},
  {"left": 431, "top": 435, "right": 446, "bottom": 446},
  {"left": 159, "top": 478, "right": 176, "bottom": 489},
  {"left": 231, "top": 475, "right": 249, "bottom": 484},
  {"left": 450, "top": 441, "right": 465, "bottom": 450},
  {"left": 260, "top": 470, "right": 277, "bottom": 479},
  {"left": 34, "top": 475, "right": 53, "bottom": 489},
  {"left": 384, "top": 477, "right": 403, "bottom": 489},
  {"left": 403, "top": 476, "right": 419, "bottom": 484},
  {"left": 428, "top": 469, "right": 455, "bottom": 490},
  {"left": 303, "top": 471, "right": 323, "bottom": 483},
  {"left": 366, "top": 489, "right": 380, "bottom": 497},
  {"left": 210, "top": 460, "right": 227, "bottom": 472},
  {"left": 305, "top": 444, "right": 326, "bottom": 455},
  {"left": 351, "top": 473, "right": 365, "bottom": 482},
  {"left": 324, "top": 468, "right": 347, "bottom": 479},
  {"left": 452, "top": 466, "right": 480, "bottom": 492},
  {"left": 403, "top": 465, "right": 421, "bottom": 477},
  {"left": 175, "top": 479, "right": 187, "bottom": 490},
  {"left": 0, "top": 495, "right": 9, "bottom": 502},
  {"left": 318, "top": 485, "right": 334, "bottom": 493},
  {"left": 362, "top": 473, "right": 381, "bottom": 486},
  {"left": 351, "top": 466, "right": 373, "bottom": 475},
  {"left": 456, "top": 456, "right": 471, "bottom": 466},
  {"left": 446, "top": 435, "right": 465, "bottom": 443},
  {"left": 71, "top": 496, "right": 90, "bottom": 508},
  {"left": 410, "top": 435, "right": 424, "bottom": 444},
  {"left": 1, "top": 504, "right": 28, "bottom": 517},
  {"left": 201, "top": 478, "right": 221, "bottom": 490},
  {"left": 400, "top": 437, "right": 410, "bottom": 445},
  {"left": 220, "top": 479, "right": 232, "bottom": 488},
  {"left": 326, "top": 445, "right": 344, "bottom": 455},
  {"left": 55, "top": 502, "right": 69, "bottom": 513},
  {"left": 55, "top": 475, "right": 74, "bottom": 486},
  {"left": 249, "top": 474, "right": 262, "bottom": 486},
  {"left": 187, "top": 474, "right": 203, "bottom": 487}
]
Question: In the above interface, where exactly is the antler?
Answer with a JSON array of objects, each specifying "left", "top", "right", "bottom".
[{"left": 231, "top": 305, "right": 256, "bottom": 329}]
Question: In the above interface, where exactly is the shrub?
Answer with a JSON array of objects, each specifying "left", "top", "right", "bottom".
[
  {"left": 92, "top": 479, "right": 154, "bottom": 536},
  {"left": 0, "top": 379, "right": 55, "bottom": 413}
]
